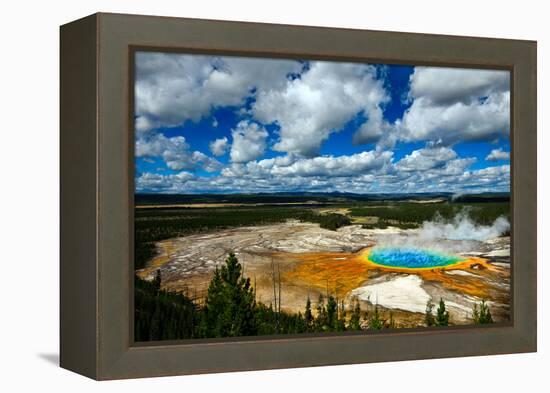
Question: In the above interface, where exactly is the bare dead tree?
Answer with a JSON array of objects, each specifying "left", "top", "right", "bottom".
[
  {"left": 277, "top": 261, "right": 282, "bottom": 316},
  {"left": 271, "top": 257, "right": 278, "bottom": 333},
  {"left": 253, "top": 273, "right": 257, "bottom": 304},
  {"left": 271, "top": 257, "right": 277, "bottom": 309},
  {"left": 334, "top": 279, "right": 340, "bottom": 318}
]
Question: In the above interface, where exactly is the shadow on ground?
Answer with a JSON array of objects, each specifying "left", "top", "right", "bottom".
[{"left": 38, "top": 353, "right": 59, "bottom": 366}]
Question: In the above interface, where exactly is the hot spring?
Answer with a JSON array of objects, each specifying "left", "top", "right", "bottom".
[{"left": 367, "top": 247, "right": 465, "bottom": 269}]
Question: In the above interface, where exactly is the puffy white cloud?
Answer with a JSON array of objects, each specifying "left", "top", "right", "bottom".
[
  {"left": 270, "top": 151, "right": 393, "bottom": 177},
  {"left": 134, "top": 55, "right": 511, "bottom": 195},
  {"left": 136, "top": 133, "right": 222, "bottom": 172},
  {"left": 394, "top": 67, "right": 510, "bottom": 145},
  {"left": 353, "top": 111, "right": 395, "bottom": 146},
  {"left": 438, "top": 157, "right": 478, "bottom": 176},
  {"left": 135, "top": 116, "right": 159, "bottom": 133},
  {"left": 136, "top": 149, "right": 507, "bottom": 194},
  {"left": 209, "top": 137, "right": 229, "bottom": 156},
  {"left": 382, "top": 157, "right": 503, "bottom": 194},
  {"left": 136, "top": 53, "right": 511, "bottom": 157},
  {"left": 486, "top": 148, "right": 510, "bottom": 161},
  {"left": 408, "top": 67, "right": 509, "bottom": 105},
  {"left": 252, "top": 61, "right": 391, "bottom": 156},
  {"left": 136, "top": 133, "right": 186, "bottom": 157},
  {"left": 135, "top": 52, "right": 302, "bottom": 132},
  {"left": 395, "top": 145, "right": 457, "bottom": 172},
  {"left": 135, "top": 171, "right": 195, "bottom": 192},
  {"left": 221, "top": 155, "right": 294, "bottom": 179},
  {"left": 458, "top": 165, "right": 510, "bottom": 191},
  {"left": 221, "top": 150, "right": 392, "bottom": 180},
  {"left": 230, "top": 121, "right": 268, "bottom": 163},
  {"left": 398, "top": 92, "right": 509, "bottom": 144}
]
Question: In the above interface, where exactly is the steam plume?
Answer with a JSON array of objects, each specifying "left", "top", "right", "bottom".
[
  {"left": 374, "top": 210, "right": 510, "bottom": 253},
  {"left": 418, "top": 211, "right": 510, "bottom": 242}
]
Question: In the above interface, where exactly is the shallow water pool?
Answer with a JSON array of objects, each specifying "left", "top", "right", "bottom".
[{"left": 368, "top": 247, "right": 464, "bottom": 269}]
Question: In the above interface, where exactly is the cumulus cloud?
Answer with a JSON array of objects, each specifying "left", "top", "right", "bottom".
[
  {"left": 353, "top": 112, "right": 395, "bottom": 146},
  {"left": 135, "top": 116, "right": 159, "bottom": 134},
  {"left": 136, "top": 133, "right": 222, "bottom": 172},
  {"left": 398, "top": 92, "right": 510, "bottom": 144},
  {"left": 384, "top": 145, "right": 480, "bottom": 194},
  {"left": 394, "top": 67, "right": 510, "bottom": 145},
  {"left": 395, "top": 145, "right": 457, "bottom": 172},
  {"left": 230, "top": 120, "right": 269, "bottom": 163},
  {"left": 252, "top": 61, "right": 391, "bottom": 157},
  {"left": 136, "top": 171, "right": 195, "bottom": 192},
  {"left": 486, "top": 148, "right": 510, "bottom": 161},
  {"left": 134, "top": 55, "right": 510, "bottom": 195},
  {"left": 209, "top": 137, "right": 229, "bottom": 156},
  {"left": 135, "top": 52, "right": 302, "bottom": 133},
  {"left": 459, "top": 165, "right": 510, "bottom": 190},
  {"left": 136, "top": 152, "right": 507, "bottom": 194},
  {"left": 270, "top": 151, "right": 393, "bottom": 177},
  {"left": 408, "top": 67, "right": 509, "bottom": 105},
  {"left": 387, "top": 162, "right": 505, "bottom": 194},
  {"left": 221, "top": 150, "right": 392, "bottom": 180}
]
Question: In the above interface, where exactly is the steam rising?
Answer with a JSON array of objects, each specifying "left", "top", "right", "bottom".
[
  {"left": 418, "top": 211, "right": 510, "bottom": 242},
  {"left": 375, "top": 210, "right": 510, "bottom": 254},
  {"left": 451, "top": 192, "right": 464, "bottom": 201}
]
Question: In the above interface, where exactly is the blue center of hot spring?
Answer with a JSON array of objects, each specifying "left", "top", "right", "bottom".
[{"left": 368, "top": 247, "right": 463, "bottom": 269}]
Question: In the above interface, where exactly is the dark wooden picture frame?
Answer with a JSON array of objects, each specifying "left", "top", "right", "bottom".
[{"left": 60, "top": 12, "right": 537, "bottom": 380}]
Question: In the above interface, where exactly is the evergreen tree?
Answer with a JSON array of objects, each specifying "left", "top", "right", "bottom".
[
  {"left": 149, "top": 302, "right": 161, "bottom": 340},
  {"left": 473, "top": 300, "right": 494, "bottom": 324},
  {"left": 134, "top": 275, "right": 197, "bottom": 341},
  {"left": 436, "top": 298, "right": 450, "bottom": 326},
  {"left": 480, "top": 300, "right": 493, "bottom": 324},
  {"left": 294, "top": 311, "right": 307, "bottom": 333},
  {"left": 472, "top": 302, "right": 480, "bottom": 324},
  {"left": 368, "top": 304, "right": 384, "bottom": 330},
  {"left": 349, "top": 298, "right": 362, "bottom": 330},
  {"left": 202, "top": 253, "right": 257, "bottom": 337},
  {"left": 326, "top": 295, "right": 338, "bottom": 331},
  {"left": 425, "top": 299, "right": 435, "bottom": 327},
  {"left": 315, "top": 294, "right": 327, "bottom": 331},
  {"left": 304, "top": 296, "right": 314, "bottom": 331},
  {"left": 153, "top": 269, "right": 162, "bottom": 293}
]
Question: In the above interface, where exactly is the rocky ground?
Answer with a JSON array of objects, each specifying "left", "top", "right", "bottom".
[{"left": 136, "top": 221, "right": 510, "bottom": 326}]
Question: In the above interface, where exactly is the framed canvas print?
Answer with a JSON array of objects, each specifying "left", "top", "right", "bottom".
[{"left": 60, "top": 13, "right": 537, "bottom": 380}]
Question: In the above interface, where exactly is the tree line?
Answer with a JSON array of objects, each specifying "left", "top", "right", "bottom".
[
  {"left": 351, "top": 202, "right": 509, "bottom": 227},
  {"left": 135, "top": 253, "right": 493, "bottom": 341}
]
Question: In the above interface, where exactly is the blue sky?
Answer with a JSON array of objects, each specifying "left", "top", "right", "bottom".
[{"left": 134, "top": 52, "right": 510, "bottom": 194}]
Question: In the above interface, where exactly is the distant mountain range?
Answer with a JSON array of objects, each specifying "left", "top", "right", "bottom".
[{"left": 135, "top": 191, "right": 510, "bottom": 205}]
